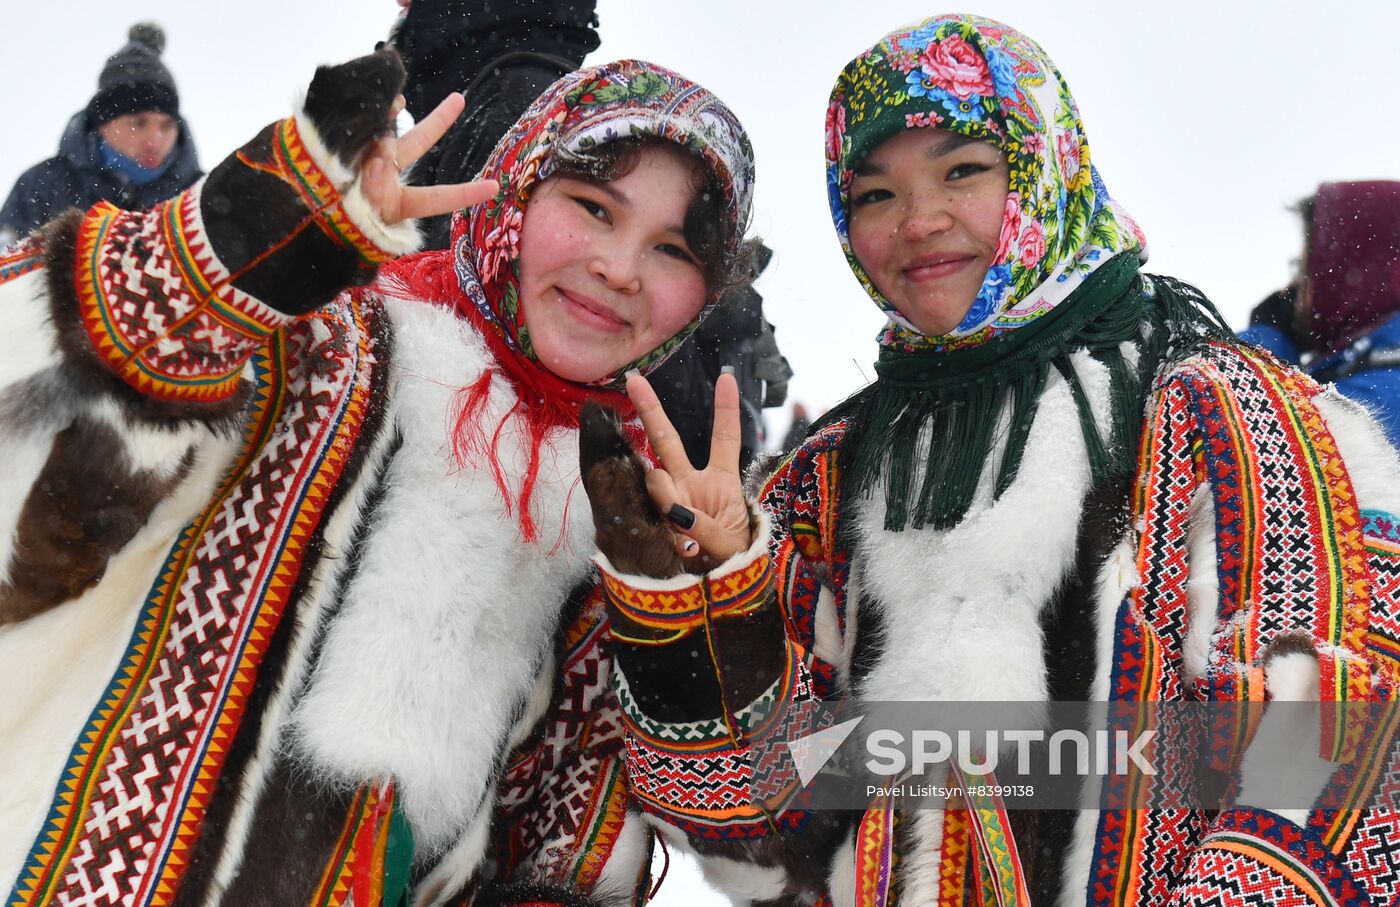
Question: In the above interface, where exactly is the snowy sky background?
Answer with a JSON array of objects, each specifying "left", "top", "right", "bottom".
[{"left": 2, "top": 2, "right": 1397, "bottom": 902}]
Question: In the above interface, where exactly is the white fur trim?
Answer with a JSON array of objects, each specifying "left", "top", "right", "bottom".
[
  {"left": 593, "top": 511, "right": 773, "bottom": 590},
  {"left": 1061, "top": 514, "right": 1142, "bottom": 905},
  {"left": 202, "top": 416, "right": 401, "bottom": 904},
  {"left": 1181, "top": 484, "right": 1218, "bottom": 685},
  {"left": 1235, "top": 651, "right": 1335, "bottom": 827},
  {"left": 0, "top": 346, "right": 210, "bottom": 588},
  {"left": 897, "top": 809, "right": 943, "bottom": 904},
  {"left": 505, "top": 653, "right": 556, "bottom": 753},
  {"left": 0, "top": 271, "right": 65, "bottom": 584},
  {"left": 0, "top": 422, "right": 56, "bottom": 587},
  {"left": 1090, "top": 535, "right": 1138, "bottom": 702},
  {"left": 0, "top": 271, "right": 60, "bottom": 390},
  {"left": 825, "top": 832, "right": 858, "bottom": 907},
  {"left": 697, "top": 855, "right": 788, "bottom": 904},
  {"left": 291, "top": 102, "right": 422, "bottom": 260},
  {"left": 1060, "top": 806, "right": 1102, "bottom": 907},
  {"left": 838, "top": 561, "right": 862, "bottom": 692},
  {"left": 289, "top": 297, "right": 596, "bottom": 853},
  {"left": 340, "top": 178, "right": 423, "bottom": 258},
  {"left": 410, "top": 801, "right": 495, "bottom": 907},
  {"left": 88, "top": 396, "right": 203, "bottom": 479},
  {"left": 811, "top": 583, "right": 844, "bottom": 672},
  {"left": 292, "top": 103, "right": 355, "bottom": 189},
  {"left": 841, "top": 352, "right": 1114, "bottom": 902},
  {"left": 853, "top": 350, "right": 1110, "bottom": 707},
  {"left": 1315, "top": 388, "right": 1400, "bottom": 516},
  {"left": 643, "top": 813, "right": 695, "bottom": 855},
  {"left": 591, "top": 809, "right": 653, "bottom": 906}
]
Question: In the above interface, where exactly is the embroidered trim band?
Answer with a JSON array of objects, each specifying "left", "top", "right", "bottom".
[
  {"left": 256, "top": 117, "right": 394, "bottom": 266},
  {"left": 0, "top": 238, "right": 43, "bottom": 287},
  {"left": 8, "top": 300, "right": 378, "bottom": 907},
  {"left": 613, "top": 642, "right": 812, "bottom": 838},
  {"left": 599, "top": 552, "right": 774, "bottom": 645},
  {"left": 74, "top": 189, "right": 292, "bottom": 404}
]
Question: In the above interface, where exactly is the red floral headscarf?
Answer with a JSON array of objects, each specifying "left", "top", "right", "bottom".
[
  {"left": 455, "top": 59, "right": 752, "bottom": 381},
  {"left": 381, "top": 59, "right": 754, "bottom": 541}
]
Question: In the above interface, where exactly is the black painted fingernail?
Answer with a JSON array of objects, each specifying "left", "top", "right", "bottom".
[{"left": 667, "top": 503, "right": 696, "bottom": 530}]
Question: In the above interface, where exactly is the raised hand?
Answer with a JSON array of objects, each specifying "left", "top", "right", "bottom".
[
  {"left": 626, "top": 371, "right": 753, "bottom": 564},
  {"left": 579, "top": 403, "right": 688, "bottom": 579},
  {"left": 360, "top": 92, "right": 497, "bottom": 224},
  {"left": 301, "top": 49, "right": 495, "bottom": 225},
  {"left": 579, "top": 373, "right": 753, "bottom": 580}
]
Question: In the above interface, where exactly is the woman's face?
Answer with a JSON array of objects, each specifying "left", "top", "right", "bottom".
[
  {"left": 847, "top": 128, "right": 1010, "bottom": 337},
  {"left": 518, "top": 144, "right": 709, "bottom": 383}
]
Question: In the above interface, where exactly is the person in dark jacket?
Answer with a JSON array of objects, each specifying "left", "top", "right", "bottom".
[
  {"left": 389, "top": 0, "right": 601, "bottom": 250},
  {"left": 1240, "top": 181, "right": 1400, "bottom": 447},
  {"left": 645, "top": 243, "right": 792, "bottom": 468},
  {"left": 388, "top": 0, "right": 793, "bottom": 469},
  {"left": 0, "top": 22, "right": 201, "bottom": 244}
]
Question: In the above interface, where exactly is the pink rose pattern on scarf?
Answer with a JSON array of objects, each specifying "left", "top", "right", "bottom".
[
  {"left": 826, "top": 14, "right": 1146, "bottom": 352},
  {"left": 917, "top": 34, "right": 994, "bottom": 100}
]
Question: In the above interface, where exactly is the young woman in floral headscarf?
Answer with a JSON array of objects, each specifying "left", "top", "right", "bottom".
[
  {"left": 583, "top": 14, "right": 1400, "bottom": 905},
  {"left": 0, "top": 50, "right": 754, "bottom": 907}
]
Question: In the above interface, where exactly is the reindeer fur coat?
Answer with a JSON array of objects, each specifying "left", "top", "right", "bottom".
[{"left": 0, "top": 53, "right": 657, "bottom": 907}]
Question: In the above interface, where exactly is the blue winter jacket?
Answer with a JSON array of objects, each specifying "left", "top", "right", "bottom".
[
  {"left": 1242, "top": 313, "right": 1400, "bottom": 450},
  {"left": 0, "top": 111, "right": 201, "bottom": 239}
]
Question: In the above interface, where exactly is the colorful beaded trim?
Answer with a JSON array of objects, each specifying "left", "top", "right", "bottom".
[{"left": 599, "top": 552, "right": 773, "bottom": 645}]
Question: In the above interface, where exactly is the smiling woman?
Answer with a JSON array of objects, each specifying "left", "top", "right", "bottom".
[
  {"left": 519, "top": 143, "right": 711, "bottom": 384},
  {"left": 847, "top": 128, "right": 1009, "bottom": 336},
  {"left": 579, "top": 13, "right": 1400, "bottom": 906},
  {"left": 0, "top": 50, "right": 756, "bottom": 907}
]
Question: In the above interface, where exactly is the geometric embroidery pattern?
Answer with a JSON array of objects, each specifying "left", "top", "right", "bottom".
[
  {"left": 598, "top": 553, "right": 773, "bottom": 641},
  {"left": 73, "top": 187, "right": 293, "bottom": 404},
  {"left": 950, "top": 767, "right": 1031, "bottom": 907},
  {"left": 1087, "top": 341, "right": 1384, "bottom": 907},
  {"left": 759, "top": 421, "right": 848, "bottom": 701},
  {"left": 1174, "top": 808, "right": 1365, "bottom": 907},
  {"left": 617, "top": 641, "right": 813, "bottom": 839},
  {"left": 7, "top": 296, "right": 379, "bottom": 907},
  {"left": 853, "top": 799, "right": 894, "bottom": 907},
  {"left": 0, "top": 238, "right": 44, "bottom": 286},
  {"left": 490, "top": 593, "right": 633, "bottom": 894}
]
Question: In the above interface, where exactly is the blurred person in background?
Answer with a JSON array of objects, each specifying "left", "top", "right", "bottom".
[
  {"left": 0, "top": 23, "right": 201, "bottom": 245},
  {"left": 389, "top": 0, "right": 602, "bottom": 250},
  {"left": 389, "top": 0, "right": 792, "bottom": 470},
  {"left": 1241, "top": 181, "right": 1400, "bottom": 447}
]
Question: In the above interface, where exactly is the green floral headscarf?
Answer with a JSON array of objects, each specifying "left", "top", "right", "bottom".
[
  {"left": 816, "top": 15, "right": 1233, "bottom": 532},
  {"left": 826, "top": 13, "right": 1146, "bottom": 352}
]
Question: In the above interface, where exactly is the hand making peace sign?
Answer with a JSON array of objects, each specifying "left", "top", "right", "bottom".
[
  {"left": 360, "top": 91, "right": 498, "bottom": 224},
  {"left": 626, "top": 370, "right": 754, "bottom": 563}
]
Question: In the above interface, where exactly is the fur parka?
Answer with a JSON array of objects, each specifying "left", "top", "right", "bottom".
[{"left": 0, "top": 53, "right": 644, "bottom": 907}]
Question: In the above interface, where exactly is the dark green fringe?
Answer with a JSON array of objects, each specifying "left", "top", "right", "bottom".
[{"left": 819, "top": 253, "right": 1233, "bottom": 532}]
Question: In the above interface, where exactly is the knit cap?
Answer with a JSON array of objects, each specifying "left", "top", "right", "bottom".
[{"left": 88, "top": 23, "right": 180, "bottom": 126}]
